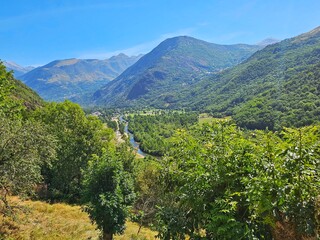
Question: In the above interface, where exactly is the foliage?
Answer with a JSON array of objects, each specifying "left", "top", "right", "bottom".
[
  {"left": 93, "top": 37, "right": 260, "bottom": 108},
  {"left": 0, "top": 62, "right": 55, "bottom": 215},
  {"left": 153, "top": 120, "right": 320, "bottom": 239},
  {"left": 107, "top": 119, "right": 118, "bottom": 131},
  {"left": 32, "top": 101, "right": 114, "bottom": 202},
  {"left": 128, "top": 112, "right": 198, "bottom": 156},
  {"left": 183, "top": 27, "right": 320, "bottom": 129},
  {"left": 82, "top": 148, "right": 135, "bottom": 240},
  {"left": 0, "top": 61, "right": 43, "bottom": 114},
  {"left": 131, "top": 157, "right": 162, "bottom": 231},
  {"left": 0, "top": 63, "right": 24, "bottom": 118},
  {"left": 0, "top": 116, "right": 56, "bottom": 215},
  {"left": 95, "top": 27, "right": 320, "bottom": 130},
  {"left": 245, "top": 127, "right": 320, "bottom": 237}
]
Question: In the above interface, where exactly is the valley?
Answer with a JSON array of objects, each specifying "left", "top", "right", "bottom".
[{"left": 1, "top": 24, "right": 320, "bottom": 240}]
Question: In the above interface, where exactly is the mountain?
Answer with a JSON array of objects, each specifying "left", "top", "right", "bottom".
[
  {"left": 92, "top": 36, "right": 262, "bottom": 107},
  {"left": 20, "top": 54, "right": 141, "bottom": 101},
  {"left": 3, "top": 61, "right": 35, "bottom": 77},
  {"left": 178, "top": 26, "right": 320, "bottom": 129},
  {"left": 257, "top": 38, "right": 280, "bottom": 46}
]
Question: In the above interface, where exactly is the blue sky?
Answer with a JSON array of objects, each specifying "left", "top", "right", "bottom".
[{"left": 1, "top": 0, "right": 320, "bottom": 66}]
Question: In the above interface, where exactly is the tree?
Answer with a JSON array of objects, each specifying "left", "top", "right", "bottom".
[
  {"left": 132, "top": 157, "right": 162, "bottom": 234},
  {"left": 0, "top": 62, "right": 24, "bottom": 118},
  {"left": 0, "top": 115, "right": 56, "bottom": 214},
  {"left": 33, "top": 101, "right": 114, "bottom": 202},
  {"left": 154, "top": 121, "right": 320, "bottom": 239},
  {"left": 0, "top": 62, "right": 56, "bottom": 214},
  {"left": 82, "top": 149, "right": 135, "bottom": 240}
]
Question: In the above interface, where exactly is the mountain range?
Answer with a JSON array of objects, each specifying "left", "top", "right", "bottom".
[
  {"left": 19, "top": 54, "right": 141, "bottom": 101},
  {"left": 92, "top": 26, "right": 320, "bottom": 129},
  {"left": 3, "top": 61, "right": 35, "bottom": 77},
  {"left": 256, "top": 38, "right": 279, "bottom": 46},
  {"left": 166, "top": 26, "right": 320, "bottom": 129},
  {"left": 92, "top": 36, "right": 262, "bottom": 107},
  {"left": 3, "top": 26, "right": 320, "bottom": 130}
]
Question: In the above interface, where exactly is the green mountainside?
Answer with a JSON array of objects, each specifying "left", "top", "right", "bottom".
[
  {"left": 1, "top": 62, "right": 43, "bottom": 110},
  {"left": 179, "top": 26, "right": 320, "bottom": 129},
  {"left": 20, "top": 54, "right": 141, "bottom": 102},
  {"left": 92, "top": 36, "right": 261, "bottom": 107},
  {"left": 12, "top": 78, "right": 44, "bottom": 109}
]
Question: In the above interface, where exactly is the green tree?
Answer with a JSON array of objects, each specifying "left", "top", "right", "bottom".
[
  {"left": 0, "top": 115, "right": 56, "bottom": 214},
  {"left": 0, "top": 62, "right": 55, "bottom": 214},
  {"left": 33, "top": 101, "right": 114, "bottom": 202},
  {"left": 154, "top": 121, "right": 320, "bottom": 239},
  {"left": 82, "top": 149, "right": 135, "bottom": 240},
  {"left": 132, "top": 157, "right": 162, "bottom": 234},
  {"left": 0, "top": 62, "right": 24, "bottom": 118}
]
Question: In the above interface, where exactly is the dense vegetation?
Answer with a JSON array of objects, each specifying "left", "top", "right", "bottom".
[
  {"left": 164, "top": 27, "right": 320, "bottom": 130},
  {"left": 2, "top": 23, "right": 320, "bottom": 239},
  {"left": 0, "top": 63, "right": 136, "bottom": 240},
  {"left": 94, "top": 27, "right": 320, "bottom": 131},
  {"left": 0, "top": 63, "right": 53, "bottom": 211},
  {"left": 127, "top": 112, "right": 198, "bottom": 156},
  {"left": 92, "top": 36, "right": 261, "bottom": 107},
  {"left": 129, "top": 113, "right": 320, "bottom": 239}
]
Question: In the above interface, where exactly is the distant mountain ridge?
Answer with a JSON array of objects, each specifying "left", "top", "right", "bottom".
[
  {"left": 92, "top": 36, "right": 262, "bottom": 107},
  {"left": 174, "top": 26, "right": 320, "bottom": 129},
  {"left": 3, "top": 61, "right": 35, "bottom": 77},
  {"left": 20, "top": 54, "right": 141, "bottom": 101},
  {"left": 256, "top": 38, "right": 280, "bottom": 46},
  {"left": 91, "top": 26, "right": 320, "bottom": 129}
]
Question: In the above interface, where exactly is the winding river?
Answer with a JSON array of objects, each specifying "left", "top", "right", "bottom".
[{"left": 120, "top": 116, "right": 147, "bottom": 157}]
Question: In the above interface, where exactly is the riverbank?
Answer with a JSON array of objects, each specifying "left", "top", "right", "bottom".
[{"left": 118, "top": 116, "right": 147, "bottom": 158}]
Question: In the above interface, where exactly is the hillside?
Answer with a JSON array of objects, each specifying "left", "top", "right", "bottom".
[
  {"left": 0, "top": 197, "right": 157, "bottom": 240},
  {"left": 180, "top": 26, "right": 320, "bottom": 129},
  {"left": 20, "top": 54, "right": 141, "bottom": 102},
  {"left": 12, "top": 78, "right": 44, "bottom": 109},
  {"left": 92, "top": 36, "right": 261, "bottom": 107},
  {"left": 1, "top": 62, "right": 43, "bottom": 110}
]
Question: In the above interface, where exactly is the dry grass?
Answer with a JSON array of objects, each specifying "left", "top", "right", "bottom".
[
  {"left": 115, "top": 222, "right": 157, "bottom": 240},
  {"left": 0, "top": 197, "right": 157, "bottom": 240},
  {"left": 198, "top": 113, "right": 231, "bottom": 124}
]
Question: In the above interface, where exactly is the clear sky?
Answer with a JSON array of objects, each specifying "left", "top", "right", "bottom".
[{"left": 1, "top": 0, "right": 320, "bottom": 66}]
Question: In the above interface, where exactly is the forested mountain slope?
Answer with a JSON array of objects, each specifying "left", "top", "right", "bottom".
[
  {"left": 1, "top": 62, "right": 43, "bottom": 110},
  {"left": 92, "top": 36, "right": 261, "bottom": 107},
  {"left": 179, "top": 26, "right": 320, "bottom": 129}
]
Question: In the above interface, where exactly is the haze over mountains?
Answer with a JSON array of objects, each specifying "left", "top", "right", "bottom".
[
  {"left": 256, "top": 38, "right": 279, "bottom": 47},
  {"left": 18, "top": 54, "right": 141, "bottom": 101},
  {"left": 3, "top": 61, "right": 35, "bottom": 77},
  {"left": 92, "top": 36, "right": 262, "bottom": 107}
]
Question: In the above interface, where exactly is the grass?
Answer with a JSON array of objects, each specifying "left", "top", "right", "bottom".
[
  {"left": 0, "top": 197, "right": 157, "bottom": 240},
  {"left": 198, "top": 113, "right": 231, "bottom": 124}
]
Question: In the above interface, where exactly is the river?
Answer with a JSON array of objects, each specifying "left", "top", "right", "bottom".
[{"left": 120, "top": 116, "right": 147, "bottom": 157}]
